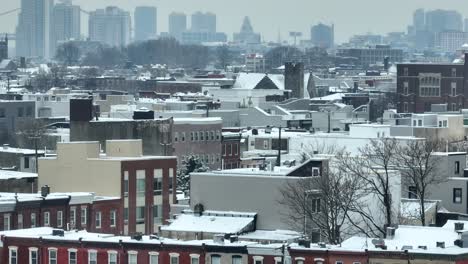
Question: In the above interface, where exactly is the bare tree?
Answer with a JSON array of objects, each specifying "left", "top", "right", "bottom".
[
  {"left": 396, "top": 139, "right": 444, "bottom": 226},
  {"left": 337, "top": 138, "right": 400, "bottom": 237},
  {"left": 16, "top": 119, "right": 49, "bottom": 173},
  {"left": 279, "top": 164, "right": 364, "bottom": 244}
]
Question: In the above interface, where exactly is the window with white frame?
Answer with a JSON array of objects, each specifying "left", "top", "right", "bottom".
[
  {"left": 404, "top": 102, "right": 408, "bottom": 113},
  {"left": 182, "top": 132, "right": 186, "bottom": 142},
  {"left": 110, "top": 210, "right": 117, "bottom": 227},
  {"left": 128, "top": 251, "right": 138, "bottom": 264},
  {"left": 108, "top": 251, "right": 118, "bottom": 264},
  {"left": 88, "top": 250, "right": 97, "bottom": 264},
  {"left": 81, "top": 207, "right": 87, "bottom": 225},
  {"left": 170, "top": 253, "right": 179, "bottom": 264},
  {"left": 9, "top": 246, "right": 17, "bottom": 264},
  {"left": 312, "top": 167, "right": 320, "bottom": 177},
  {"left": 57, "top": 211, "right": 63, "bottom": 227},
  {"left": 295, "top": 258, "right": 305, "bottom": 264},
  {"left": 17, "top": 214, "right": 23, "bottom": 229},
  {"left": 29, "top": 247, "right": 38, "bottom": 264},
  {"left": 253, "top": 256, "right": 264, "bottom": 264},
  {"left": 136, "top": 206, "right": 145, "bottom": 224},
  {"left": 124, "top": 171, "right": 129, "bottom": 197},
  {"left": 205, "top": 131, "right": 210, "bottom": 141},
  {"left": 274, "top": 257, "right": 282, "bottom": 264},
  {"left": 403, "top": 81, "right": 409, "bottom": 95},
  {"left": 311, "top": 198, "right": 321, "bottom": 213},
  {"left": 452, "top": 82, "right": 457, "bottom": 96},
  {"left": 49, "top": 248, "right": 58, "bottom": 264},
  {"left": 174, "top": 132, "right": 179, "bottom": 142},
  {"left": 68, "top": 249, "right": 77, "bottom": 264},
  {"left": 31, "top": 213, "right": 36, "bottom": 228},
  {"left": 95, "top": 211, "right": 101, "bottom": 228},
  {"left": 70, "top": 207, "right": 76, "bottom": 227},
  {"left": 44, "top": 211, "right": 50, "bottom": 227},
  {"left": 232, "top": 255, "right": 242, "bottom": 264},
  {"left": 335, "top": 261, "right": 344, "bottom": 264},
  {"left": 136, "top": 172, "right": 146, "bottom": 197},
  {"left": 4, "top": 213, "right": 10, "bottom": 231},
  {"left": 149, "top": 252, "right": 159, "bottom": 264},
  {"left": 190, "top": 254, "right": 200, "bottom": 264}
]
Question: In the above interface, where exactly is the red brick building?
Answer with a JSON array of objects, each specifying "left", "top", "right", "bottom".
[{"left": 221, "top": 132, "right": 242, "bottom": 169}]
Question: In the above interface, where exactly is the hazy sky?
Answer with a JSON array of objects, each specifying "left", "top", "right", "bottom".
[{"left": 1, "top": 0, "right": 468, "bottom": 43}]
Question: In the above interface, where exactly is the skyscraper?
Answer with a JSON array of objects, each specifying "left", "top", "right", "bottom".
[
  {"left": 310, "top": 23, "right": 334, "bottom": 49},
  {"left": 88, "top": 6, "right": 131, "bottom": 47},
  {"left": 168, "top": 12, "right": 187, "bottom": 40},
  {"left": 233, "top": 17, "right": 261, "bottom": 44},
  {"left": 413, "top": 9, "right": 425, "bottom": 31},
  {"left": 134, "top": 6, "right": 157, "bottom": 42},
  {"left": 191, "top": 12, "right": 216, "bottom": 33},
  {"left": 425, "top": 9, "right": 463, "bottom": 33},
  {"left": 52, "top": 0, "right": 80, "bottom": 56},
  {"left": 16, "top": 0, "right": 54, "bottom": 59}
]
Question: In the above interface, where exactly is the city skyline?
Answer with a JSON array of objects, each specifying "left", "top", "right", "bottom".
[{"left": 2, "top": 0, "right": 468, "bottom": 43}]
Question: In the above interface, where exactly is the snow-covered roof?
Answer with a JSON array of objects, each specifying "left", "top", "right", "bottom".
[
  {"left": 233, "top": 73, "right": 284, "bottom": 90},
  {"left": 310, "top": 93, "right": 344, "bottom": 101},
  {"left": 0, "top": 146, "right": 46, "bottom": 155},
  {"left": 0, "top": 170, "right": 37, "bottom": 180},
  {"left": 400, "top": 199, "right": 438, "bottom": 220},
  {"left": 161, "top": 213, "right": 255, "bottom": 234},
  {"left": 239, "top": 229, "right": 302, "bottom": 242}
]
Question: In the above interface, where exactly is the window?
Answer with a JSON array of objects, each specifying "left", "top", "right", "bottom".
[
  {"left": 311, "top": 198, "right": 321, "bottom": 213},
  {"left": 170, "top": 253, "right": 179, "bottom": 264},
  {"left": 191, "top": 254, "right": 200, "bottom": 264},
  {"left": 454, "top": 188, "right": 463, "bottom": 204},
  {"left": 29, "top": 248, "right": 38, "bottom": 264},
  {"left": 81, "top": 207, "right": 87, "bottom": 225},
  {"left": 312, "top": 167, "right": 320, "bottom": 177},
  {"left": 232, "top": 255, "right": 242, "bottom": 264},
  {"left": 124, "top": 172, "right": 129, "bottom": 197},
  {"left": 443, "top": 120, "right": 448, "bottom": 127},
  {"left": 216, "top": 130, "right": 221, "bottom": 140},
  {"left": 455, "top": 161, "right": 461, "bottom": 174},
  {"left": 403, "top": 67, "right": 408, "bottom": 76},
  {"left": 31, "top": 213, "right": 36, "bottom": 228},
  {"left": 69, "top": 249, "right": 77, "bottom": 264},
  {"left": 234, "top": 144, "right": 238, "bottom": 155},
  {"left": 191, "top": 132, "right": 194, "bottom": 141},
  {"left": 154, "top": 169, "right": 163, "bottom": 195},
  {"left": 44, "top": 211, "right": 50, "bottom": 226},
  {"left": 0, "top": 108, "right": 5, "bottom": 118},
  {"left": 295, "top": 259, "right": 304, "bottom": 264},
  {"left": 174, "top": 132, "right": 179, "bottom": 142},
  {"left": 195, "top": 131, "right": 199, "bottom": 141},
  {"left": 149, "top": 252, "right": 159, "bottom": 264},
  {"left": 4, "top": 214, "right": 10, "bottom": 230},
  {"left": 17, "top": 214, "right": 23, "bottom": 229},
  {"left": 200, "top": 131, "right": 204, "bottom": 141},
  {"left": 9, "top": 246, "right": 17, "bottom": 264},
  {"left": 26, "top": 106, "right": 33, "bottom": 117},
  {"left": 205, "top": 131, "right": 209, "bottom": 141},
  {"left": 419, "top": 73, "right": 441, "bottom": 97},
  {"left": 110, "top": 210, "right": 117, "bottom": 227},
  {"left": 108, "top": 251, "right": 118, "bottom": 264},
  {"left": 17, "top": 107, "right": 24, "bottom": 117},
  {"left": 418, "top": 119, "right": 422, "bottom": 126},
  {"left": 211, "top": 255, "right": 221, "bottom": 264},
  {"left": 128, "top": 251, "right": 138, "bottom": 264},
  {"left": 153, "top": 205, "right": 162, "bottom": 224},
  {"left": 211, "top": 131, "right": 215, "bottom": 140},
  {"left": 137, "top": 174, "right": 146, "bottom": 197},
  {"left": 124, "top": 208, "right": 129, "bottom": 222},
  {"left": 88, "top": 250, "right": 97, "bottom": 264},
  {"left": 409, "top": 186, "right": 417, "bottom": 199},
  {"left": 181, "top": 132, "right": 186, "bottom": 142},
  {"left": 70, "top": 207, "right": 76, "bottom": 226},
  {"left": 136, "top": 206, "right": 145, "bottom": 224},
  {"left": 404, "top": 102, "right": 408, "bottom": 113},
  {"left": 49, "top": 248, "right": 57, "bottom": 264},
  {"left": 452, "top": 67, "right": 457, "bottom": 77},
  {"left": 169, "top": 169, "right": 174, "bottom": 192},
  {"left": 95, "top": 211, "right": 101, "bottom": 228},
  {"left": 452, "top": 103, "right": 457, "bottom": 112},
  {"left": 263, "top": 140, "right": 268, "bottom": 149},
  {"left": 336, "top": 261, "right": 344, "bottom": 264},
  {"left": 24, "top": 157, "right": 30, "bottom": 169},
  {"left": 452, "top": 82, "right": 457, "bottom": 96},
  {"left": 403, "top": 81, "right": 409, "bottom": 95},
  {"left": 253, "top": 256, "right": 264, "bottom": 264}
]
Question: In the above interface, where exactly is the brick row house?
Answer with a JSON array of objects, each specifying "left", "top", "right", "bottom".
[
  {"left": 0, "top": 192, "right": 120, "bottom": 234},
  {"left": 397, "top": 54, "right": 468, "bottom": 113},
  {"left": 38, "top": 139, "right": 177, "bottom": 235},
  {"left": 4, "top": 226, "right": 468, "bottom": 264},
  {"left": 221, "top": 132, "right": 242, "bottom": 169}
]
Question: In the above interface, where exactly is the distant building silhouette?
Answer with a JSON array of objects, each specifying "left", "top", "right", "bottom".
[
  {"left": 233, "top": 17, "right": 261, "bottom": 44},
  {"left": 0, "top": 35, "right": 8, "bottom": 61},
  {"left": 285, "top": 62, "right": 304, "bottom": 99},
  {"left": 310, "top": 23, "right": 334, "bottom": 49},
  {"left": 191, "top": 12, "right": 216, "bottom": 33},
  {"left": 135, "top": 6, "right": 157, "bottom": 41},
  {"left": 52, "top": 0, "right": 81, "bottom": 56},
  {"left": 168, "top": 12, "right": 187, "bottom": 41},
  {"left": 16, "top": 0, "right": 54, "bottom": 59},
  {"left": 88, "top": 6, "right": 131, "bottom": 47}
]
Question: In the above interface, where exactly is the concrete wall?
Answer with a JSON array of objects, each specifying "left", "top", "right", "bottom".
[
  {"left": 39, "top": 142, "right": 122, "bottom": 197},
  {"left": 239, "top": 108, "right": 286, "bottom": 127},
  {"left": 0, "top": 101, "right": 36, "bottom": 145}
]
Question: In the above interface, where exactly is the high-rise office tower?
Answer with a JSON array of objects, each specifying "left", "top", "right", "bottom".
[
  {"left": 425, "top": 9, "right": 463, "bottom": 33},
  {"left": 16, "top": 0, "right": 54, "bottom": 59},
  {"left": 89, "top": 6, "right": 131, "bottom": 47},
  {"left": 191, "top": 12, "right": 216, "bottom": 33},
  {"left": 413, "top": 9, "right": 425, "bottom": 31},
  {"left": 135, "top": 6, "right": 157, "bottom": 41},
  {"left": 169, "top": 12, "right": 187, "bottom": 40},
  {"left": 52, "top": 0, "right": 80, "bottom": 56},
  {"left": 310, "top": 23, "right": 334, "bottom": 49}
]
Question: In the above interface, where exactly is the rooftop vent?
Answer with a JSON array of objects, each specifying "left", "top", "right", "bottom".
[
  {"left": 455, "top": 222, "right": 465, "bottom": 232},
  {"left": 41, "top": 185, "right": 50, "bottom": 197},
  {"left": 436, "top": 242, "right": 445, "bottom": 248},
  {"left": 298, "top": 239, "right": 311, "bottom": 248},
  {"left": 132, "top": 233, "right": 143, "bottom": 241},
  {"left": 213, "top": 234, "right": 224, "bottom": 244},
  {"left": 418, "top": 245, "right": 427, "bottom": 250},
  {"left": 52, "top": 229, "right": 64, "bottom": 237},
  {"left": 386, "top": 226, "right": 396, "bottom": 239}
]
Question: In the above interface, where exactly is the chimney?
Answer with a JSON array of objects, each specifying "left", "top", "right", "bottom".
[
  {"left": 386, "top": 226, "right": 396, "bottom": 239},
  {"left": 70, "top": 98, "right": 93, "bottom": 122},
  {"left": 41, "top": 185, "right": 50, "bottom": 197}
]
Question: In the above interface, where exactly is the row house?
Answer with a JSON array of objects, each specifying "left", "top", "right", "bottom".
[
  {"left": 221, "top": 132, "right": 241, "bottom": 169},
  {"left": 0, "top": 192, "right": 120, "bottom": 235},
  {"left": 38, "top": 139, "right": 177, "bottom": 235},
  {"left": 5, "top": 226, "right": 468, "bottom": 264}
]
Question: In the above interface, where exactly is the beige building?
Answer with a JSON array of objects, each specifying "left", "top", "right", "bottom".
[{"left": 38, "top": 139, "right": 178, "bottom": 235}]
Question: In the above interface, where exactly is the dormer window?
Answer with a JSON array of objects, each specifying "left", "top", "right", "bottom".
[{"left": 312, "top": 167, "right": 320, "bottom": 177}]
